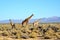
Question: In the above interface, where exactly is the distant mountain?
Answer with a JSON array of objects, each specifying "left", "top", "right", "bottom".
[
  {"left": 0, "top": 20, "right": 22, "bottom": 23},
  {"left": 40, "top": 16, "right": 60, "bottom": 23},
  {"left": 0, "top": 16, "right": 60, "bottom": 23}
]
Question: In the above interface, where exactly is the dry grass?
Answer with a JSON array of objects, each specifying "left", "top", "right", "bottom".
[{"left": 0, "top": 23, "right": 60, "bottom": 40}]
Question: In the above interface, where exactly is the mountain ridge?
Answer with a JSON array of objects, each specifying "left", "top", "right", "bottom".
[{"left": 0, "top": 16, "right": 60, "bottom": 23}]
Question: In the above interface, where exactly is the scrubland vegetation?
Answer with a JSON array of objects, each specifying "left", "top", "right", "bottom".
[{"left": 0, "top": 23, "right": 60, "bottom": 40}]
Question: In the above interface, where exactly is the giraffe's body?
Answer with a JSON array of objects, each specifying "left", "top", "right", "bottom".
[
  {"left": 22, "top": 14, "right": 34, "bottom": 27},
  {"left": 33, "top": 19, "right": 40, "bottom": 27}
]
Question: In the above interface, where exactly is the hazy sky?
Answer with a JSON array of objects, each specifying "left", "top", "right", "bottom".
[{"left": 0, "top": 0, "right": 60, "bottom": 20}]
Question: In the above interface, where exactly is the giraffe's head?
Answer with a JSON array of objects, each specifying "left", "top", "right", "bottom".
[{"left": 31, "top": 14, "right": 34, "bottom": 16}]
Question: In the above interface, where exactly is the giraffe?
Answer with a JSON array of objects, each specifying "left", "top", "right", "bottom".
[
  {"left": 22, "top": 14, "right": 34, "bottom": 27},
  {"left": 9, "top": 19, "right": 15, "bottom": 29},
  {"left": 33, "top": 19, "right": 40, "bottom": 27}
]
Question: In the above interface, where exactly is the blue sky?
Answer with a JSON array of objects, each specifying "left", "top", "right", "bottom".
[{"left": 0, "top": 0, "right": 60, "bottom": 20}]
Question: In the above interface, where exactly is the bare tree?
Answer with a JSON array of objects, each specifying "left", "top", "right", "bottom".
[{"left": 9, "top": 19, "right": 15, "bottom": 29}]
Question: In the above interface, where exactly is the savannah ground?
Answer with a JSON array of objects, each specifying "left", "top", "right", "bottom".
[{"left": 0, "top": 23, "right": 60, "bottom": 40}]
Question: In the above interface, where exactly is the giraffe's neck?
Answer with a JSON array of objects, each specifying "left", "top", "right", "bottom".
[{"left": 26, "top": 14, "right": 33, "bottom": 21}]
